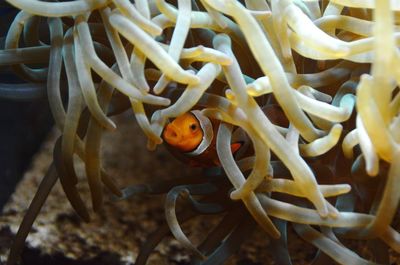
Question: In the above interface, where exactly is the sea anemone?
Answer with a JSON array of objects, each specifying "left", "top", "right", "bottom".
[{"left": 0, "top": 0, "right": 399, "bottom": 264}]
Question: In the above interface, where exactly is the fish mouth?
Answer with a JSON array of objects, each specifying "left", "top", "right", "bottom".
[
  {"left": 162, "top": 123, "right": 182, "bottom": 145},
  {"left": 166, "top": 138, "right": 200, "bottom": 152}
]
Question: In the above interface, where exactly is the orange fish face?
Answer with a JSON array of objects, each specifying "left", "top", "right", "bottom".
[{"left": 162, "top": 113, "right": 204, "bottom": 152}]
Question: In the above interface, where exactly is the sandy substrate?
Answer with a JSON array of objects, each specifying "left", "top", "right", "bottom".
[
  {"left": 0, "top": 112, "right": 275, "bottom": 265},
  {"left": 0, "top": 112, "right": 398, "bottom": 265}
]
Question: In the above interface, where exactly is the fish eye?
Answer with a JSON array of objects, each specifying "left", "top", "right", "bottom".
[{"left": 190, "top": 123, "right": 198, "bottom": 131}]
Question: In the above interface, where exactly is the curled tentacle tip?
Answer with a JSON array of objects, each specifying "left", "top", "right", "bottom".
[
  {"left": 342, "top": 185, "right": 352, "bottom": 193},
  {"left": 106, "top": 121, "right": 117, "bottom": 131},
  {"left": 271, "top": 230, "right": 281, "bottom": 240},
  {"left": 316, "top": 205, "right": 329, "bottom": 219},
  {"left": 147, "top": 140, "right": 160, "bottom": 151},
  {"left": 230, "top": 189, "right": 244, "bottom": 200},
  {"left": 156, "top": 97, "right": 171, "bottom": 106},
  {"left": 366, "top": 165, "right": 379, "bottom": 177},
  {"left": 150, "top": 27, "right": 163, "bottom": 38}
]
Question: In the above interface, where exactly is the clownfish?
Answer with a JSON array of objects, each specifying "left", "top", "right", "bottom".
[{"left": 162, "top": 110, "right": 242, "bottom": 167}]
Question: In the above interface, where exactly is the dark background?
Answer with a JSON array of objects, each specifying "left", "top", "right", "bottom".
[{"left": 0, "top": 3, "right": 53, "bottom": 209}]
